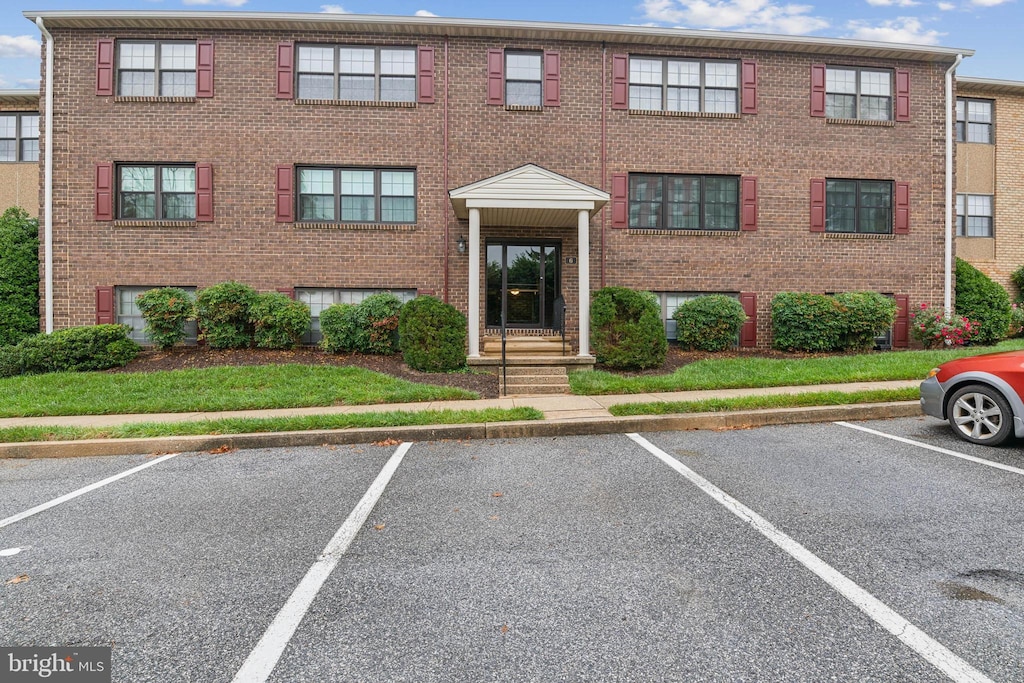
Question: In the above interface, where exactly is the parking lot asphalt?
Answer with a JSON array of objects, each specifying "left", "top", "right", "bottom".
[{"left": 1, "top": 418, "right": 1021, "bottom": 682}]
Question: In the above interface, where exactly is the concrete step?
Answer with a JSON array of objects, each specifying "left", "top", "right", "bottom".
[
  {"left": 482, "top": 336, "right": 568, "bottom": 356},
  {"left": 502, "top": 366, "right": 567, "bottom": 377},
  {"left": 499, "top": 383, "right": 571, "bottom": 396},
  {"left": 498, "top": 365, "right": 571, "bottom": 395}
]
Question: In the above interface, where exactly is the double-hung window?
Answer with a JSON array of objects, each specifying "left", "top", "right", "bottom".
[
  {"left": 297, "top": 288, "right": 416, "bottom": 344},
  {"left": 0, "top": 113, "right": 39, "bottom": 162},
  {"left": 629, "top": 174, "right": 739, "bottom": 230},
  {"left": 117, "top": 286, "right": 198, "bottom": 344},
  {"left": 505, "top": 52, "right": 542, "bottom": 106},
  {"left": 297, "top": 45, "right": 416, "bottom": 102},
  {"left": 118, "top": 165, "right": 196, "bottom": 220},
  {"left": 825, "top": 67, "right": 891, "bottom": 120},
  {"left": 297, "top": 167, "right": 415, "bottom": 224},
  {"left": 956, "top": 98, "right": 993, "bottom": 143},
  {"left": 957, "top": 194, "right": 993, "bottom": 237},
  {"left": 118, "top": 42, "right": 196, "bottom": 97},
  {"left": 826, "top": 179, "right": 892, "bottom": 234},
  {"left": 629, "top": 58, "right": 738, "bottom": 113}
]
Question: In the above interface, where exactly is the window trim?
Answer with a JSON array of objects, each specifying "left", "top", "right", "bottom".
[
  {"left": 296, "top": 287, "right": 417, "bottom": 344},
  {"left": 296, "top": 166, "right": 417, "bottom": 225},
  {"left": 117, "top": 40, "right": 198, "bottom": 98},
  {"left": 504, "top": 50, "right": 543, "bottom": 107},
  {"left": 295, "top": 44, "right": 417, "bottom": 102},
  {"left": 116, "top": 163, "right": 198, "bottom": 221},
  {"left": 956, "top": 97, "right": 994, "bottom": 143},
  {"left": 628, "top": 56, "right": 740, "bottom": 113},
  {"left": 825, "top": 66, "right": 893, "bottom": 121},
  {"left": 0, "top": 112, "right": 39, "bottom": 162},
  {"left": 116, "top": 285, "right": 199, "bottom": 345},
  {"left": 628, "top": 173, "right": 741, "bottom": 231},
  {"left": 825, "top": 178, "right": 894, "bottom": 235},
  {"left": 956, "top": 193, "right": 994, "bottom": 237}
]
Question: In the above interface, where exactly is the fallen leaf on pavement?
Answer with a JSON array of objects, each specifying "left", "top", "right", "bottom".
[
  {"left": 5, "top": 574, "right": 29, "bottom": 585},
  {"left": 492, "top": 492, "right": 504, "bottom": 498},
  {"left": 372, "top": 438, "right": 401, "bottom": 447},
  {"left": 373, "top": 523, "right": 386, "bottom": 531},
  {"left": 500, "top": 625, "right": 509, "bottom": 634},
  {"left": 208, "top": 444, "right": 234, "bottom": 454}
]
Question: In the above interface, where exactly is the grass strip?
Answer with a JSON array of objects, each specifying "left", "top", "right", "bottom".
[
  {"left": 572, "top": 339, "right": 1024, "bottom": 396},
  {"left": 608, "top": 387, "right": 920, "bottom": 416},
  {"left": 0, "top": 364, "right": 479, "bottom": 418},
  {"left": 0, "top": 407, "right": 543, "bottom": 444}
]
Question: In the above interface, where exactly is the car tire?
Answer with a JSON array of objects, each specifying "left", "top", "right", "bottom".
[{"left": 947, "top": 384, "right": 1014, "bottom": 446}]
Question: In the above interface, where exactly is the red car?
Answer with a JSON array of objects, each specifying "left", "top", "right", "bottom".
[{"left": 920, "top": 350, "right": 1024, "bottom": 446}]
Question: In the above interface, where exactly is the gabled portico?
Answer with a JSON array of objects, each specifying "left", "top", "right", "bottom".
[{"left": 449, "top": 164, "right": 609, "bottom": 360}]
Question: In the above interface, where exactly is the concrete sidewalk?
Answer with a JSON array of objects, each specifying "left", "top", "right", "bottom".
[{"left": 0, "top": 379, "right": 920, "bottom": 429}]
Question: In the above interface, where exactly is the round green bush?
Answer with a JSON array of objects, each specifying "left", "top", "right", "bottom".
[
  {"left": 955, "top": 258, "right": 1011, "bottom": 345},
  {"left": 194, "top": 281, "right": 258, "bottom": 349},
  {"left": 833, "top": 292, "right": 898, "bottom": 352},
  {"left": 1010, "top": 265, "right": 1024, "bottom": 303},
  {"left": 590, "top": 287, "right": 667, "bottom": 370},
  {"left": 771, "top": 293, "right": 844, "bottom": 352},
  {"left": 356, "top": 292, "right": 404, "bottom": 354},
  {"left": 135, "top": 287, "right": 194, "bottom": 350},
  {"left": 249, "top": 292, "right": 311, "bottom": 350},
  {"left": 0, "top": 207, "right": 40, "bottom": 346},
  {"left": 398, "top": 296, "right": 467, "bottom": 372},
  {"left": 319, "top": 303, "right": 361, "bottom": 353},
  {"left": 673, "top": 295, "right": 747, "bottom": 352},
  {"left": 14, "top": 324, "right": 139, "bottom": 375}
]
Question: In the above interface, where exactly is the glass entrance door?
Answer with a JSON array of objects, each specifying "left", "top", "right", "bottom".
[{"left": 486, "top": 241, "right": 560, "bottom": 329}]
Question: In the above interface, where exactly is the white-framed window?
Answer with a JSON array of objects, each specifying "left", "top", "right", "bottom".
[
  {"left": 116, "top": 286, "right": 198, "bottom": 345},
  {"left": 296, "top": 288, "right": 417, "bottom": 344},
  {"left": 825, "top": 67, "right": 891, "bottom": 121},
  {"left": 655, "top": 292, "right": 740, "bottom": 341},
  {"left": 957, "top": 194, "right": 994, "bottom": 237},
  {"left": 956, "top": 98, "right": 993, "bottom": 143},
  {"left": 0, "top": 113, "right": 39, "bottom": 162},
  {"left": 296, "top": 45, "right": 416, "bottom": 102},
  {"left": 505, "top": 51, "right": 542, "bottom": 106},
  {"left": 629, "top": 57, "right": 738, "bottom": 113},
  {"left": 118, "top": 41, "right": 197, "bottom": 97},
  {"left": 297, "top": 167, "right": 416, "bottom": 224}
]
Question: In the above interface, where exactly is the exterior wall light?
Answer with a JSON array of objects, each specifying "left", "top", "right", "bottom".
[{"left": 457, "top": 235, "right": 467, "bottom": 254}]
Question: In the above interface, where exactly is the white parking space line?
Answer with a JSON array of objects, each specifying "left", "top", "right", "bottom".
[
  {"left": 0, "top": 453, "right": 179, "bottom": 531},
  {"left": 836, "top": 421, "right": 1024, "bottom": 477},
  {"left": 627, "top": 433, "right": 994, "bottom": 683},
  {"left": 231, "top": 441, "right": 413, "bottom": 683}
]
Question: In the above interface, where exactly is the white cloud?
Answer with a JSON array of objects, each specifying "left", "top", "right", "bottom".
[
  {"left": 845, "top": 16, "right": 944, "bottom": 43},
  {"left": 415, "top": 9, "right": 439, "bottom": 16},
  {"left": 182, "top": 0, "right": 248, "bottom": 6},
  {"left": 0, "top": 35, "right": 42, "bottom": 59},
  {"left": 320, "top": 4, "right": 350, "bottom": 12},
  {"left": 641, "top": 0, "right": 829, "bottom": 34},
  {"left": 18, "top": 78, "right": 40, "bottom": 88},
  {"left": 866, "top": 0, "right": 920, "bottom": 6},
  {"left": 937, "top": 1, "right": 956, "bottom": 9},
  {"left": 970, "top": 0, "right": 1012, "bottom": 5}
]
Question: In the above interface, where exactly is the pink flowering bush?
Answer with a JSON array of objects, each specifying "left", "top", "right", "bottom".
[
  {"left": 909, "top": 303, "right": 979, "bottom": 349},
  {"left": 1009, "top": 303, "right": 1024, "bottom": 338}
]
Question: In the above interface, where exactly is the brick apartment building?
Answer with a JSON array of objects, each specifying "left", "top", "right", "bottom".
[
  {"left": 0, "top": 89, "right": 40, "bottom": 216},
  {"left": 24, "top": 10, "right": 970, "bottom": 356},
  {"left": 954, "top": 76, "right": 1024, "bottom": 297}
]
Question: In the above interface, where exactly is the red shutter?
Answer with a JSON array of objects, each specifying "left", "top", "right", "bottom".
[
  {"left": 96, "top": 286, "right": 115, "bottom": 325},
  {"left": 95, "top": 163, "right": 114, "bottom": 221},
  {"left": 417, "top": 46, "right": 435, "bottom": 104},
  {"left": 741, "top": 60, "right": 757, "bottom": 114},
  {"left": 276, "top": 42, "right": 294, "bottom": 100},
  {"left": 196, "top": 40, "right": 214, "bottom": 98},
  {"left": 611, "top": 173, "right": 628, "bottom": 228},
  {"left": 740, "top": 293, "right": 757, "bottom": 348},
  {"left": 895, "top": 69, "right": 910, "bottom": 122},
  {"left": 893, "top": 294, "right": 909, "bottom": 348},
  {"left": 487, "top": 48, "right": 504, "bottom": 105},
  {"left": 195, "top": 163, "right": 213, "bottom": 222},
  {"left": 275, "top": 165, "right": 294, "bottom": 222},
  {"left": 96, "top": 39, "right": 115, "bottom": 96},
  {"left": 810, "top": 178, "right": 826, "bottom": 232},
  {"left": 741, "top": 176, "right": 758, "bottom": 231},
  {"left": 810, "top": 64, "right": 826, "bottom": 117},
  {"left": 276, "top": 288, "right": 295, "bottom": 299},
  {"left": 543, "top": 51, "right": 560, "bottom": 107},
  {"left": 611, "top": 54, "right": 628, "bottom": 110},
  {"left": 894, "top": 182, "right": 910, "bottom": 234}
]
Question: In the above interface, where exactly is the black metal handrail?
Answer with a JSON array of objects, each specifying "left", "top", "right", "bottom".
[{"left": 500, "top": 310, "right": 507, "bottom": 397}]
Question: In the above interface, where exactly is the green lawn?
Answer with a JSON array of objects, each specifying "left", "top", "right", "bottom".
[
  {"left": 0, "top": 364, "right": 478, "bottom": 418},
  {"left": 571, "top": 339, "right": 1024, "bottom": 395},
  {"left": 0, "top": 407, "right": 543, "bottom": 443},
  {"left": 608, "top": 387, "right": 919, "bottom": 416}
]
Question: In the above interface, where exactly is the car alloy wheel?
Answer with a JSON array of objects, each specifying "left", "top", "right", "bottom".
[{"left": 947, "top": 384, "right": 1013, "bottom": 446}]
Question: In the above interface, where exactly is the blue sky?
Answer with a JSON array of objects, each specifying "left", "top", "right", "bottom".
[{"left": 0, "top": 0, "right": 1020, "bottom": 89}]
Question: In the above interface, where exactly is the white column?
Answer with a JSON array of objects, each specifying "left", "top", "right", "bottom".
[
  {"left": 577, "top": 209, "right": 592, "bottom": 358},
  {"left": 468, "top": 207, "right": 481, "bottom": 357}
]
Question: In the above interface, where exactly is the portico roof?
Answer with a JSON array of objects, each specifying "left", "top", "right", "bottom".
[{"left": 449, "top": 164, "right": 609, "bottom": 228}]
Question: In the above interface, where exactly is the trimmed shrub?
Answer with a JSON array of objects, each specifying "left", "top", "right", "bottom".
[
  {"left": 135, "top": 287, "right": 194, "bottom": 350},
  {"left": 9, "top": 325, "right": 139, "bottom": 376},
  {"left": 356, "top": 292, "right": 404, "bottom": 354},
  {"left": 319, "top": 303, "right": 362, "bottom": 353},
  {"left": 398, "top": 296, "right": 466, "bottom": 372},
  {"left": 955, "top": 257, "right": 1011, "bottom": 345},
  {"left": 194, "top": 281, "right": 258, "bottom": 349},
  {"left": 771, "top": 293, "right": 844, "bottom": 352},
  {"left": 1010, "top": 265, "right": 1024, "bottom": 302},
  {"left": 249, "top": 292, "right": 311, "bottom": 350},
  {"left": 833, "top": 292, "right": 898, "bottom": 352},
  {"left": 590, "top": 287, "right": 667, "bottom": 370},
  {"left": 0, "top": 206, "right": 40, "bottom": 346},
  {"left": 0, "top": 345, "right": 21, "bottom": 378},
  {"left": 673, "top": 295, "right": 747, "bottom": 352}
]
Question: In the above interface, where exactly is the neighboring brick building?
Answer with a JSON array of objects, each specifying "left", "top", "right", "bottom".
[
  {"left": 0, "top": 89, "right": 40, "bottom": 216},
  {"left": 25, "top": 10, "right": 969, "bottom": 353},
  {"left": 954, "top": 76, "right": 1024, "bottom": 297}
]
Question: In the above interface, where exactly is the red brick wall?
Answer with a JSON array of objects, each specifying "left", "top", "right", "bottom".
[{"left": 42, "top": 25, "right": 952, "bottom": 348}]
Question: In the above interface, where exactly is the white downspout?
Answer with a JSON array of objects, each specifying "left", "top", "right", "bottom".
[
  {"left": 945, "top": 53, "right": 963, "bottom": 317},
  {"left": 36, "top": 17, "right": 54, "bottom": 334}
]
